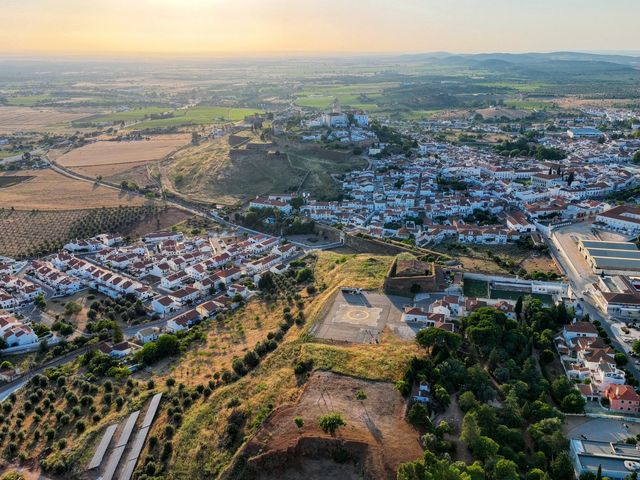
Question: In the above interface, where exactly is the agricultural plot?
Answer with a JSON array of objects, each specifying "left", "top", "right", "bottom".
[
  {"left": 0, "top": 106, "right": 93, "bottom": 134},
  {"left": 0, "top": 175, "right": 34, "bottom": 188},
  {"left": 75, "top": 106, "right": 174, "bottom": 124},
  {"left": 56, "top": 134, "right": 190, "bottom": 178},
  {"left": 0, "top": 168, "right": 149, "bottom": 210},
  {"left": 0, "top": 205, "right": 167, "bottom": 258},
  {"left": 129, "top": 106, "right": 263, "bottom": 130}
]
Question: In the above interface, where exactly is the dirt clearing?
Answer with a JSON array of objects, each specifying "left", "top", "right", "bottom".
[{"left": 233, "top": 371, "right": 422, "bottom": 480}]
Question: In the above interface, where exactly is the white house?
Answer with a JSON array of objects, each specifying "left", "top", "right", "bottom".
[
  {"left": 166, "top": 309, "right": 200, "bottom": 333},
  {"left": 151, "top": 296, "right": 181, "bottom": 315},
  {"left": 135, "top": 327, "right": 160, "bottom": 344},
  {"left": 596, "top": 205, "right": 640, "bottom": 234},
  {"left": 562, "top": 322, "right": 599, "bottom": 346}
]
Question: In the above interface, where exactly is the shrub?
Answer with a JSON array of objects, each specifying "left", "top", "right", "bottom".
[
  {"left": 76, "top": 420, "right": 86, "bottom": 433},
  {"left": 294, "top": 417, "right": 304, "bottom": 428},
  {"left": 319, "top": 413, "right": 346, "bottom": 435}
]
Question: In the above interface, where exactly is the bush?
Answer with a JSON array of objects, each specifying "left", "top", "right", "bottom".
[
  {"left": 76, "top": 420, "right": 86, "bottom": 433},
  {"left": 243, "top": 350, "right": 260, "bottom": 368},
  {"left": 294, "top": 417, "right": 304, "bottom": 428},
  {"left": 319, "top": 413, "right": 346, "bottom": 435}
]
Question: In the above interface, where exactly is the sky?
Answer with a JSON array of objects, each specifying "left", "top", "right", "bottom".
[{"left": 1, "top": 0, "right": 639, "bottom": 57}]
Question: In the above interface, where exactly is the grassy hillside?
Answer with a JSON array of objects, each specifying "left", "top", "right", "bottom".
[
  {"left": 165, "top": 135, "right": 366, "bottom": 205},
  {"left": 146, "top": 252, "right": 415, "bottom": 478}
]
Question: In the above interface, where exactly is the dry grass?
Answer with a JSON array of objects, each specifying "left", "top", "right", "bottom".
[
  {"left": 0, "top": 169, "right": 150, "bottom": 210},
  {"left": 313, "top": 252, "right": 394, "bottom": 291},
  {"left": 147, "top": 252, "right": 417, "bottom": 478}
]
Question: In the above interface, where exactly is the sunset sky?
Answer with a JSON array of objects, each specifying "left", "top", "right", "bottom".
[{"left": 1, "top": 0, "right": 638, "bottom": 57}]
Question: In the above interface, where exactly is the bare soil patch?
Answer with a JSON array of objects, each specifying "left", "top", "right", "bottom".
[
  {"left": 0, "top": 168, "right": 149, "bottom": 210},
  {"left": 234, "top": 371, "right": 422, "bottom": 480}
]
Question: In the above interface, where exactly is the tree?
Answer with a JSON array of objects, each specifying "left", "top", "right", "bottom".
[
  {"left": 407, "top": 402, "right": 433, "bottom": 430},
  {"left": 472, "top": 435, "right": 499, "bottom": 460},
  {"left": 64, "top": 301, "right": 82, "bottom": 315},
  {"left": 567, "top": 171, "right": 575, "bottom": 186},
  {"left": 494, "top": 459, "right": 519, "bottom": 480},
  {"left": 458, "top": 391, "right": 478, "bottom": 412},
  {"left": 34, "top": 293, "right": 46, "bottom": 310},
  {"left": 614, "top": 352, "right": 628, "bottom": 366},
  {"left": 319, "top": 413, "right": 346, "bottom": 435},
  {"left": 416, "top": 328, "right": 462, "bottom": 353},
  {"left": 461, "top": 412, "right": 481, "bottom": 448},
  {"left": 289, "top": 197, "right": 304, "bottom": 210},
  {"left": 633, "top": 150, "right": 640, "bottom": 164},
  {"left": 550, "top": 452, "right": 574, "bottom": 480},
  {"left": 539, "top": 349, "right": 555, "bottom": 364},
  {"left": 560, "top": 391, "right": 585, "bottom": 413},
  {"left": 515, "top": 296, "right": 523, "bottom": 321}
]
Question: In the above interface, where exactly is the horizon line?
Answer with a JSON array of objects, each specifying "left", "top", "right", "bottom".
[{"left": 1, "top": 49, "right": 640, "bottom": 62}]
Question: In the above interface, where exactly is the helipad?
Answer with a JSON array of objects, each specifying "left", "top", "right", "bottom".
[{"left": 311, "top": 291, "right": 413, "bottom": 343}]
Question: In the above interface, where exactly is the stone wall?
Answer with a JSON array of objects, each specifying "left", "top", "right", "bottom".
[{"left": 383, "top": 257, "right": 446, "bottom": 295}]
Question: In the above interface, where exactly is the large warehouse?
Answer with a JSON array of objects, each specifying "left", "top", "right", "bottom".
[{"left": 578, "top": 239, "right": 640, "bottom": 275}]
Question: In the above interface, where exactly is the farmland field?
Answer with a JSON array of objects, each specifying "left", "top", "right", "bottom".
[
  {"left": 55, "top": 134, "right": 190, "bottom": 178},
  {"left": 0, "top": 205, "right": 190, "bottom": 258},
  {"left": 6, "top": 94, "right": 57, "bottom": 106},
  {"left": 0, "top": 168, "right": 150, "bottom": 210},
  {"left": 0, "top": 175, "right": 34, "bottom": 188},
  {"left": 75, "top": 106, "right": 174, "bottom": 124},
  {"left": 128, "top": 106, "right": 263, "bottom": 130},
  {"left": 0, "top": 106, "right": 93, "bottom": 134}
]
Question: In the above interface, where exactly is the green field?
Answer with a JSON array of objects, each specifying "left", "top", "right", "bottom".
[
  {"left": 131, "top": 106, "right": 263, "bottom": 129},
  {"left": 294, "top": 82, "right": 392, "bottom": 110},
  {"left": 6, "top": 94, "right": 56, "bottom": 106}
]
